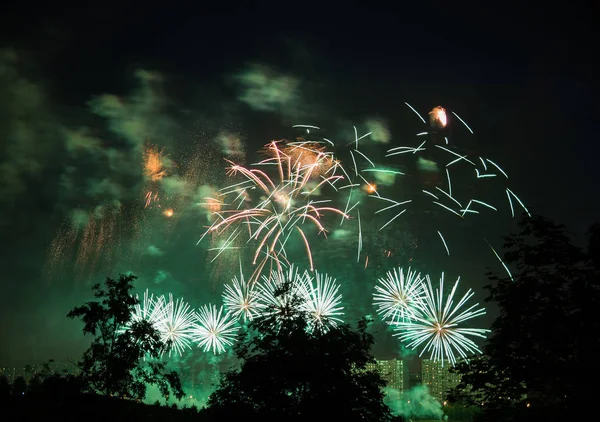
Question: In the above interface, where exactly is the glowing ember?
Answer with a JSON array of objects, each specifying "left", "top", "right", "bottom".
[
  {"left": 429, "top": 106, "right": 447, "bottom": 128},
  {"left": 144, "top": 145, "right": 168, "bottom": 181}
]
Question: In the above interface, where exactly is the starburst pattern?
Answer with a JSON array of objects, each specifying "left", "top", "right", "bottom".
[
  {"left": 301, "top": 271, "right": 344, "bottom": 333},
  {"left": 193, "top": 304, "right": 238, "bottom": 354},
  {"left": 156, "top": 294, "right": 196, "bottom": 357},
  {"left": 198, "top": 141, "right": 349, "bottom": 276},
  {"left": 393, "top": 273, "right": 490, "bottom": 366},
  {"left": 119, "top": 289, "right": 168, "bottom": 336},
  {"left": 223, "top": 265, "right": 262, "bottom": 321},
  {"left": 255, "top": 265, "right": 310, "bottom": 323},
  {"left": 373, "top": 267, "right": 424, "bottom": 324}
]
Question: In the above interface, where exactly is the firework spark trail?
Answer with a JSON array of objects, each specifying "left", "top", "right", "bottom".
[
  {"left": 485, "top": 238, "right": 514, "bottom": 282},
  {"left": 66, "top": 209, "right": 125, "bottom": 281},
  {"left": 373, "top": 267, "right": 425, "bottom": 324},
  {"left": 405, "top": 102, "right": 426, "bottom": 124},
  {"left": 156, "top": 294, "right": 196, "bottom": 357},
  {"left": 74, "top": 216, "right": 97, "bottom": 275},
  {"left": 437, "top": 231, "right": 450, "bottom": 256},
  {"left": 192, "top": 304, "right": 238, "bottom": 354},
  {"left": 291, "top": 123, "right": 420, "bottom": 262},
  {"left": 300, "top": 271, "right": 344, "bottom": 333},
  {"left": 289, "top": 124, "right": 383, "bottom": 219},
  {"left": 357, "top": 210, "right": 362, "bottom": 262},
  {"left": 393, "top": 273, "right": 490, "bottom": 366},
  {"left": 506, "top": 188, "right": 531, "bottom": 217},
  {"left": 143, "top": 144, "right": 169, "bottom": 209},
  {"left": 45, "top": 222, "right": 78, "bottom": 281},
  {"left": 451, "top": 111, "right": 474, "bottom": 134},
  {"left": 486, "top": 159, "right": 508, "bottom": 178},
  {"left": 372, "top": 196, "right": 412, "bottom": 231},
  {"left": 379, "top": 105, "right": 531, "bottom": 256},
  {"left": 199, "top": 141, "right": 349, "bottom": 276}
]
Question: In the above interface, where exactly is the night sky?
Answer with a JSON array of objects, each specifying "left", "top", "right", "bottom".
[{"left": 0, "top": 1, "right": 597, "bottom": 384}]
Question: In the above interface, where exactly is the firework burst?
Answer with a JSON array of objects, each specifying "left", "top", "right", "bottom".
[
  {"left": 373, "top": 267, "right": 425, "bottom": 324},
  {"left": 223, "top": 262, "right": 262, "bottom": 321},
  {"left": 290, "top": 124, "right": 399, "bottom": 264},
  {"left": 117, "top": 289, "right": 168, "bottom": 339},
  {"left": 255, "top": 265, "right": 311, "bottom": 324},
  {"left": 393, "top": 272, "right": 490, "bottom": 366},
  {"left": 156, "top": 294, "right": 196, "bottom": 357},
  {"left": 192, "top": 304, "right": 238, "bottom": 354},
  {"left": 301, "top": 271, "right": 344, "bottom": 333},
  {"left": 143, "top": 144, "right": 170, "bottom": 209},
  {"left": 131, "top": 289, "right": 168, "bottom": 326},
  {"left": 198, "top": 140, "right": 349, "bottom": 276}
]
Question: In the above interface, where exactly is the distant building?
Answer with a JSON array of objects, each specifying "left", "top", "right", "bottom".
[
  {"left": 408, "top": 371, "right": 422, "bottom": 388},
  {"left": 366, "top": 359, "right": 404, "bottom": 397},
  {"left": 421, "top": 359, "right": 461, "bottom": 402}
]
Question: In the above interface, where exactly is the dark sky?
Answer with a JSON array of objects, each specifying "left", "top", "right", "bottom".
[
  {"left": 0, "top": 2, "right": 598, "bottom": 369},
  {"left": 6, "top": 1, "right": 594, "bottom": 228}
]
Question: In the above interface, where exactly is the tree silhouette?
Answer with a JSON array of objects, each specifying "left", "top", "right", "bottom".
[
  {"left": 67, "top": 273, "right": 184, "bottom": 402},
  {"left": 0, "top": 375, "right": 10, "bottom": 401},
  {"left": 11, "top": 376, "right": 26, "bottom": 398},
  {"left": 204, "top": 278, "right": 392, "bottom": 421},
  {"left": 451, "top": 215, "right": 600, "bottom": 420},
  {"left": 588, "top": 222, "right": 600, "bottom": 269},
  {"left": 21, "top": 360, "right": 84, "bottom": 401},
  {"left": 2, "top": 366, "right": 203, "bottom": 420}
]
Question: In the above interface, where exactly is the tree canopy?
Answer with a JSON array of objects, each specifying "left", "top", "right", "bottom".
[
  {"left": 203, "top": 279, "right": 392, "bottom": 421},
  {"left": 451, "top": 215, "right": 600, "bottom": 420},
  {"left": 67, "top": 273, "right": 184, "bottom": 402}
]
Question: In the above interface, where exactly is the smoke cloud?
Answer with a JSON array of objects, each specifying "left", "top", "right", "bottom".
[{"left": 384, "top": 385, "right": 444, "bottom": 420}]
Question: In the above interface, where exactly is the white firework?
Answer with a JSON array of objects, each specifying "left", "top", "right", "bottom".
[
  {"left": 223, "top": 264, "right": 262, "bottom": 321},
  {"left": 255, "top": 265, "right": 310, "bottom": 322},
  {"left": 373, "top": 267, "right": 424, "bottom": 324},
  {"left": 301, "top": 271, "right": 344, "bottom": 333},
  {"left": 393, "top": 273, "right": 490, "bottom": 366},
  {"left": 156, "top": 294, "right": 196, "bottom": 357},
  {"left": 192, "top": 304, "right": 238, "bottom": 354},
  {"left": 120, "top": 289, "right": 167, "bottom": 334}
]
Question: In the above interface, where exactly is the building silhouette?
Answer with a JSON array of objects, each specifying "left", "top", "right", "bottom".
[
  {"left": 421, "top": 359, "right": 461, "bottom": 402},
  {"left": 366, "top": 358, "right": 404, "bottom": 398},
  {"left": 408, "top": 371, "right": 422, "bottom": 388}
]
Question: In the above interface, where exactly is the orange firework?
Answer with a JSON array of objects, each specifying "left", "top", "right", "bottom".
[
  {"left": 199, "top": 140, "right": 349, "bottom": 279},
  {"left": 363, "top": 183, "right": 377, "bottom": 194},
  {"left": 200, "top": 196, "right": 222, "bottom": 215},
  {"left": 143, "top": 143, "right": 170, "bottom": 209},
  {"left": 144, "top": 144, "right": 168, "bottom": 181},
  {"left": 429, "top": 106, "right": 447, "bottom": 128},
  {"left": 275, "top": 140, "right": 337, "bottom": 179}
]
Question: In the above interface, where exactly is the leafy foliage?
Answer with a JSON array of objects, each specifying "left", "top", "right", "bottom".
[
  {"left": 67, "top": 273, "right": 184, "bottom": 401},
  {"left": 204, "top": 278, "right": 392, "bottom": 421},
  {"left": 451, "top": 215, "right": 600, "bottom": 420}
]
